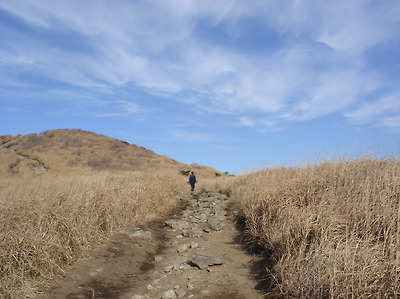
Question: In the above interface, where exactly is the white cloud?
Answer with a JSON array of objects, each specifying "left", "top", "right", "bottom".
[
  {"left": 119, "top": 101, "right": 140, "bottom": 114},
  {"left": 258, "top": 0, "right": 400, "bottom": 54},
  {"left": 0, "top": 1, "right": 51, "bottom": 28},
  {"left": 345, "top": 95, "right": 400, "bottom": 126},
  {"left": 313, "top": 1, "right": 400, "bottom": 54},
  {"left": 1, "top": 0, "right": 400, "bottom": 131},
  {"left": 239, "top": 116, "right": 255, "bottom": 127},
  {"left": 379, "top": 115, "right": 400, "bottom": 130},
  {"left": 284, "top": 70, "right": 378, "bottom": 120},
  {"left": 238, "top": 116, "right": 280, "bottom": 131}
]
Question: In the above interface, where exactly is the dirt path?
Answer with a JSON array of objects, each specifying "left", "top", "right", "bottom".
[{"left": 39, "top": 191, "right": 267, "bottom": 299}]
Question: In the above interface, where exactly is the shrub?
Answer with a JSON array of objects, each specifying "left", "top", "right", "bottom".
[{"left": 179, "top": 170, "right": 191, "bottom": 176}]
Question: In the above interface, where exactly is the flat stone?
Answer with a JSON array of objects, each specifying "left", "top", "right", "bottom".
[
  {"left": 179, "top": 263, "right": 191, "bottom": 270},
  {"left": 162, "top": 290, "right": 177, "bottom": 299},
  {"left": 183, "top": 229, "right": 203, "bottom": 238},
  {"left": 165, "top": 255, "right": 187, "bottom": 271},
  {"left": 195, "top": 214, "right": 207, "bottom": 221},
  {"left": 217, "top": 194, "right": 228, "bottom": 200},
  {"left": 119, "top": 227, "right": 152, "bottom": 239},
  {"left": 177, "top": 244, "right": 188, "bottom": 253},
  {"left": 165, "top": 220, "right": 190, "bottom": 230},
  {"left": 199, "top": 197, "right": 212, "bottom": 202},
  {"left": 214, "top": 210, "right": 227, "bottom": 217},
  {"left": 190, "top": 252, "right": 224, "bottom": 269},
  {"left": 146, "top": 284, "right": 154, "bottom": 290},
  {"left": 188, "top": 199, "right": 198, "bottom": 207},
  {"left": 175, "top": 288, "right": 187, "bottom": 298},
  {"left": 214, "top": 215, "right": 226, "bottom": 221},
  {"left": 213, "top": 205, "right": 226, "bottom": 213},
  {"left": 198, "top": 208, "right": 211, "bottom": 215},
  {"left": 210, "top": 193, "right": 228, "bottom": 200},
  {"left": 206, "top": 218, "right": 222, "bottom": 231},
  {"left": 190, "top": 242, "right": 199, "bottom": 249},
  {"left": 198, "top": 202, "right": 211, "bottom": 208},
  {"left": 152, "top": 278, "right": 161, "bottom": 285}
]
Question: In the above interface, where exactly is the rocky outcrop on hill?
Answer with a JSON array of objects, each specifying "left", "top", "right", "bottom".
[{"left": 1, "top": 136, "right": 47, "bottom": 175}]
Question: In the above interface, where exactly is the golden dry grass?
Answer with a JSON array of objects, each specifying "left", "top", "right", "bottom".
[
  {"left": 0, "top": 129, "right": 224, "bottom": 298},
  {"left": 4, "top": 129, "right": 398, "bottom": 297},
  {"left": 0, "top": 170, "right": 192, "bottom": 298},
  {"left": 232, "top": 156, "right": 400, "bottom": 297}
]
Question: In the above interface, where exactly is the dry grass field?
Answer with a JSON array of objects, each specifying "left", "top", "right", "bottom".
[
  {"left": 232, "top": 156, "right": 400, "bottom": 297},
  {"left": 0, "top": 130, "right": 223, "bottom": 298},
  {"left": 1, "top": 129, "right": 399, "bottom": 298}
]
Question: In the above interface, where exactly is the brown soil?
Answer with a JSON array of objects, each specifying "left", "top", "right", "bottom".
[{"left": 38, "top": 192, "right": 268, "bottom": 299}]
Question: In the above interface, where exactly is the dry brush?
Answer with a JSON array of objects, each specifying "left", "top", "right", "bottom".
[
  {"left": 233, "top": 157, "right": 400, "bottom": 297},
  {"left": 0, "top": 170, "right": 189, "bottom": 298}
]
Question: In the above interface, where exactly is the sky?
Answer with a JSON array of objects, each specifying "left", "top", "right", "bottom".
[{"left": 0, "top": 0, "right": 399, "bottom": 174}]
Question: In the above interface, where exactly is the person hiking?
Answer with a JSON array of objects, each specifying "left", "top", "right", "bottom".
[{"left": 188, "top": 172, "right": 197, "bottom": 192}]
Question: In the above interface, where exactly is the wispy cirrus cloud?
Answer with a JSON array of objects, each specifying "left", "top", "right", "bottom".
[
  {"left": 0, "top": 0, "right": 399, "bottom": 132},
  {"left": 345, "top": 95, "right": 400, "bottom": 129}
]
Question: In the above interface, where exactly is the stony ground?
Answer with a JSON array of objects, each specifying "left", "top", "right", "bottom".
[{"left": 39, "top": 191, "right": 267, "bottom": 299}]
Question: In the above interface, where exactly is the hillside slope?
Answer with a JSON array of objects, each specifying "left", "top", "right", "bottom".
[
  {"left": 0, "top": 129, "right": 227, "bottom": 298},
  {"left": 0, "top": 129, "right": 220, "bottom": 178}
]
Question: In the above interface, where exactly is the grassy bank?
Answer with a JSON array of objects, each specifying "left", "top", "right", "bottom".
[
  {"left": 233, "top": 156, "right": 400, "bottom": 297},
  {"left": 0, "top": 170, "right": 190, "bottom": 298}
]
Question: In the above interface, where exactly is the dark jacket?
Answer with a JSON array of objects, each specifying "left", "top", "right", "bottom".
[{"left": 188, "top": 174, "right": 197, "bottom": 183}]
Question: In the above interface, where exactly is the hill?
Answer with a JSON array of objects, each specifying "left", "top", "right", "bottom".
[
  {"left": 0, "top": 129, "right": 220, "bottom": 178},
  {"left": 0, "top": 129, "right": 228, "bottom": 298}
]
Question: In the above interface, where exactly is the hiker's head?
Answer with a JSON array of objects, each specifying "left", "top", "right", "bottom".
[{"left": 191, "top": 172, "right": 194, "bottom": 175}]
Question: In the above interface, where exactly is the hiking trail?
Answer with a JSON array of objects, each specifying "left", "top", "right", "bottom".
[{"left": 39, "top": 190, "right": 267, "bottom": 299}]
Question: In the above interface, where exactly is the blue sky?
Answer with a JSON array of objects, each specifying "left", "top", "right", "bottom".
[{"left": 0, "top": 0, "right": 399, "bottom": 174}]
